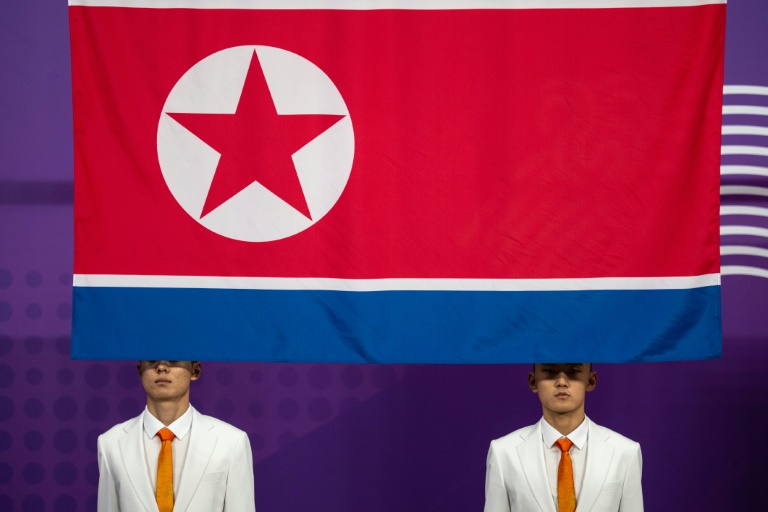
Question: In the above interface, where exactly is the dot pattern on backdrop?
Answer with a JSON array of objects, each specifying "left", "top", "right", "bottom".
[{"left": 0, "top": 265, "right": 405, "bottom": 510}]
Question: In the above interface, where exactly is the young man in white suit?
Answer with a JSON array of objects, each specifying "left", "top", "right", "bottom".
[
  {"left": 485, "top": 363, "right": 643, "bottom": 512},
  {"left": 97, "top": 361, "right": 256, "bottom": 512}
]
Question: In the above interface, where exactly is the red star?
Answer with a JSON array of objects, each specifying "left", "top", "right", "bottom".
[{"left": 168, "top": 50, "right": 344, "bottom": 219}]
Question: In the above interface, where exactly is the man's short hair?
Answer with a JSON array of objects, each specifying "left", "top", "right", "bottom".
[{"left": 532, "top": 363, "right": 593, "bottom": 371}]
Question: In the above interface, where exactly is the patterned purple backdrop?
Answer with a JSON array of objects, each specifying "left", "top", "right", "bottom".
[{"left": 1, "top": 1, "right": 767, "bottom": 510}]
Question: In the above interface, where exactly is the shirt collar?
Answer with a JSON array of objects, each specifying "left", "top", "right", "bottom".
[
  {"left": 142, "top": 404, "right": 195, "bottom": 440},
  {"left": 540, "top": 415, "right": 590, "bottom": 450}
]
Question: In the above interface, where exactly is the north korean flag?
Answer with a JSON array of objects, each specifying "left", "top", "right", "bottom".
[{"left": 69, "top": 0, "right": 725, "bottom": 363}]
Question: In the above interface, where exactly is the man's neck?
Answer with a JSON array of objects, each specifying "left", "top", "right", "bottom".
[
  {"left": 542, "top": 409, "right": 586, "bottom": 436},
  {"left": 147, "top": 398, "right": 190, "bottom": 426}
]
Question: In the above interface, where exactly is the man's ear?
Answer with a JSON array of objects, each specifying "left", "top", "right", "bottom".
[
  {"left": 528, "top": 372, "right": 537, "bottom": 392},
  {"left": 190, "top": 362, "right": 202, "bottom": 381},
  {"left": 586, "top": 370, "right": 598, "bottom": 392}
]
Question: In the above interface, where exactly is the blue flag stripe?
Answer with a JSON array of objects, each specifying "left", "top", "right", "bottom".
[{"left": 71, "top": 286, "right": 721, "bottom": 363}]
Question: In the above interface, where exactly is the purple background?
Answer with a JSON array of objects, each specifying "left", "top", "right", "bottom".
[{"left": 1, "top": 1, "right": 767, "bottom": 510}]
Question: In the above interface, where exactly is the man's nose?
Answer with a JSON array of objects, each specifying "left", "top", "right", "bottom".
[
  {"left": 155, "top": 361, "right": 171, "bottom": 371},
  {"left": 555, "top": 372, "right": 569, "bottom": 386}
]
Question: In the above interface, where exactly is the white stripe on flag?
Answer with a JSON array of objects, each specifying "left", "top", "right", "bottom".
[{"left": 74, "top": 274, "right": 721, "bottom": 291}]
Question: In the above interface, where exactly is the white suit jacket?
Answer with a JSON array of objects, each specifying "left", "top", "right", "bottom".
[
  {"left": 97, "top": 407, "right": 255, "bottom": 512},
  {"left": 485, "top": 418, "right": 643, "bottom": 512}
]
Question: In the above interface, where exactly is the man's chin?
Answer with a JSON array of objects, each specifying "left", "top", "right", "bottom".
[{"left": 548, "top": 403, "right": 582, "bottom": 415}]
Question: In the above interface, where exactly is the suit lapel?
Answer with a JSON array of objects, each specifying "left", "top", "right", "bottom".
[
  {"left": 118, "top": 415, "right": 159, "bottom": 512},
  {"left": 174, "top": 409, "right": 217, "bottom": 512},
  {"left": 517, "top": 423, "right": 557, "bottom": 512},
  {"left": 577, "top": 421, "right": 615, "bottom": 512}
]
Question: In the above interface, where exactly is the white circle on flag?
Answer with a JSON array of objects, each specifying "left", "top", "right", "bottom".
[{"left": 157, "top": 45, "right": 354, "bottom": 242}]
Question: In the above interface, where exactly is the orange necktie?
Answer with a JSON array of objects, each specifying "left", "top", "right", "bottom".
[
  {"left": 156, "top": 428, "right": 175, "bottom": 512},
  {"left": 556, "top": 438, "right": 576, "bottom": 512}
]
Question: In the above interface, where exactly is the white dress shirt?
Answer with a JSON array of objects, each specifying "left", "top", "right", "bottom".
[
  {"left": 540, "top": 416, "right": 590, "bottom": 510},
  {"left": 142, "top": 405, "right": 194, "bottom": 498}
]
